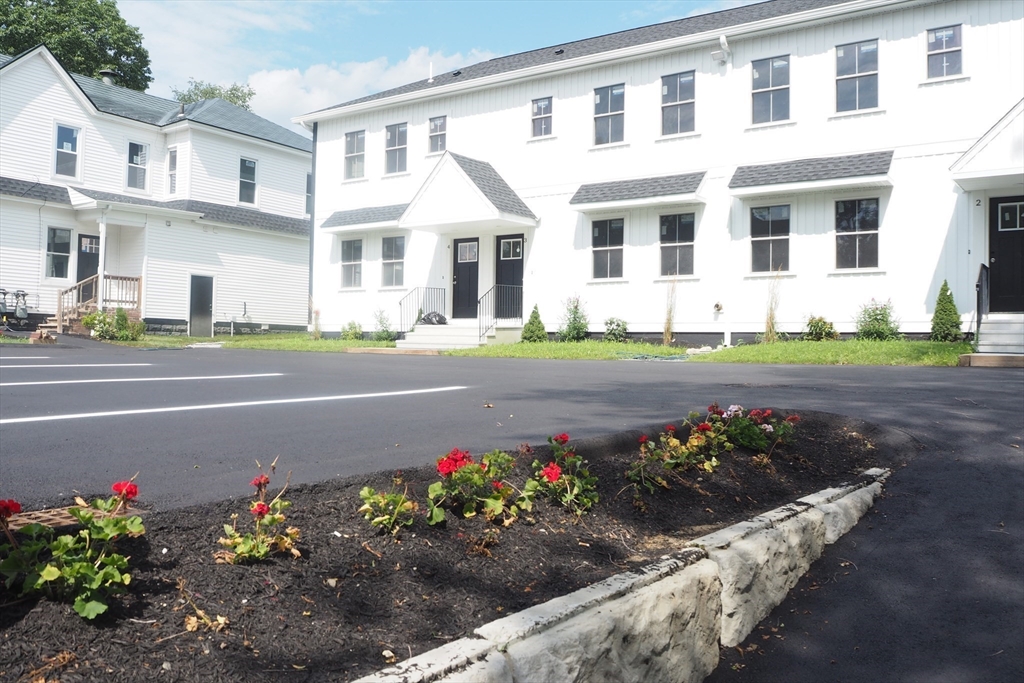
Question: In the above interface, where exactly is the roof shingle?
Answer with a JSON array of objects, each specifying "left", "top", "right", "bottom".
[
  {"left": 0, "top": 176, "right": 71, "bottom": 204},
  {"left": 321, "top": 204, "right": 410, "bottom": 228},
  {"left": 449, "top": 153, "right": 536, "bottom": 219},
  {"left": 570, "top": 172, "right": 706, "bottom": 205},
  {"left": 728, "top": 151, "right": 895, "bottom": 188}
]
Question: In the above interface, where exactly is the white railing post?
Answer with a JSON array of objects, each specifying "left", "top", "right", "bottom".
[{"left": 96, "top": 214, "right": 107, "bottom": 311}]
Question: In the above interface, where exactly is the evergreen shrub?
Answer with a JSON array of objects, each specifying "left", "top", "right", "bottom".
[
  {"left": 930, "top": 280, "right": 963, "bottom": 342},
  {"left": 520, "top": 305, "right": 547, "bottom": 342}
]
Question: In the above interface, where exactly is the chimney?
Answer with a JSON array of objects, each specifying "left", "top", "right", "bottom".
[{"left": 98, "top": 69, "right": 117, "bottom": 86}]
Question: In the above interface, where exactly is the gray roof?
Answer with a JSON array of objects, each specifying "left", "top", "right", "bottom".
[
  {"left": 1, "top": 47, "right": 311, "bottom": 153},
  {"left": 449, "top": 153, "right": 536, "bottom": 219},
  {"left": 71, "top": 188, "right": 309, "bottom": 237},
  {"left": 0, "top": 176, "right": 71, "bottom": 204},
  {"left": 729, "top": 151, "right": 895, "bottom": 188},
  {"left": 570, "top": 171, "right": 706, "bottom": 205},
  {"left": 309, "top": 0, "right": 854, "bottom": 115},
  {"left": 321, "top": 204, "right": 410, "bottom": 228}
]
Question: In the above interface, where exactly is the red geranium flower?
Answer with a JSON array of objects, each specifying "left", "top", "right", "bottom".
[
  {"left": 251, "top": 502, "right": 270, "bottom": 519},
  {"left": 697, "top": 422, "right": 713, "bottom": 432},
  {"left": 0, "top": 499, "right": 22, "bottom": 519},
  {"left": 251, "top": 474, "right": 270, "bottom": 488},
  {"left": 638, "top": 434, "right": 649, "bottom": 444},
  {"left": 540, "top": 462, "right": 562, "bottom": 483},
  {"left": 552, "top": 433, "right": 569, "bottom": 446},
  {"left": 665, "top": 424, "right": 676, "bottom": 433},
  {"left": 437, "top": 448, "right": 473, "bottom": 476},
  {"left": 492, "top": 480, "right": 504, "bottom": 491},
  {"left": 111, "top": 481, "right": 139, "bottom": 500},
  {"left": 785, "top": 415, "right": 801, "bottom": 423}
]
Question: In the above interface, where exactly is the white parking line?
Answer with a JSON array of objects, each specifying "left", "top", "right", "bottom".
[
  {"left": 0, "top": 363, "right": 153, "bottom": 369},
  {"left": 0, "top": 385, "right": 468, "bottom": 424},
  {"left": 0, "top": 356, "right": 51, "bottom": 359},
  {"left": 0, "top": 372, "right": 283, "bottom": 387}
]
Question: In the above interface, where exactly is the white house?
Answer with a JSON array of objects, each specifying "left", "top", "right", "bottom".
[
  {"left": 296, "top": 0, "right": 1023, "bottom": 350},
  {"left": 0, "top": 45, "right": 313, "bottom": 336}
]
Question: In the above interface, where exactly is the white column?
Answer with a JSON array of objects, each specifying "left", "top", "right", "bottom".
[{"left": 96, "top": 214, "right": 107, "bottom": 310}]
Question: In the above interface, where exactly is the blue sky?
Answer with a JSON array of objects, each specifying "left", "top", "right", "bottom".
[{"left": 118, "top": 0, "right": 757, "bottom": 132}]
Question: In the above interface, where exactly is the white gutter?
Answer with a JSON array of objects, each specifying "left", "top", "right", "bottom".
[
  {"left": 570, "top": 192, "right": 706, "bottom": 213},
  {"left": 294, "top": 0, "right": 924, "bottom": 127},
  {"left": 729, "top": 174, "right": 893, "bottom": 198}
]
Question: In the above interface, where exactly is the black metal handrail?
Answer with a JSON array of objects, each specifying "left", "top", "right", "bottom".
[
  {"left": 399, "top": 287, "right": 445, "bottom": 333},
  {"left": 976, "top": 263, "right": 989, "bottom": 341},
  {"left": 478, "top": 285, "right": 523, "bottom": 340}
]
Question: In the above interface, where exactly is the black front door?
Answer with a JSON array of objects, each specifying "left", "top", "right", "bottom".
[
  {"left": 189, "top": 275, "right": 214, "bottom": 337},
  {"left": 452, "top": 238, "right": 478, "bottom": 318},
  {"left": 989, "top": 197, "right": 1024, "bottom": 313},
  {"left": 495, "top": 234, "right": 524, "bottom": 319},
  {"left": 78, "top": 234, "right": 99, "bottom": 301}
]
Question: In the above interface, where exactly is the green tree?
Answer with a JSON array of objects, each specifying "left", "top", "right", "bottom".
[
  {"left": 0, "top": 0, "right": 152, "bottom": 91},
  {"left": 520, "top": 305, "right": 547, "bottom": 342},
  {"left": 172, "top": 78, "right": 255, "bottom": 111},
  {"left": 930, "top": 280, "right": 962, "bottom": 342}
]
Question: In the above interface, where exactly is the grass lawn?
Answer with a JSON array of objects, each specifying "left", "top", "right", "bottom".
[
  {"left": 686, "top": 339, "right": 972, "bottom": 366},
  {"left": 0, "top": 335, "right": 30, "bottom": 344},
  {"left": 443, "top": 340, "right": 690, "bottom": 360},
  {"left": 114, "top": 333, "right": 395, "bottom": 352}
]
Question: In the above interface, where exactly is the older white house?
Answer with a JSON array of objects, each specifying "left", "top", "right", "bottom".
[
  {"left": 0, "top": 45, "right": 312, "bottom": 335},
  {"left": 297, "top": 0, "right": 1023, "bottom": 351}
]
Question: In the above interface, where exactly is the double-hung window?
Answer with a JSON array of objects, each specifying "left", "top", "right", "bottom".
[
  {"left": 167, "top": 149, "right": 178, "bottom": 194},
  {"left": 592, "top": 218, "right": 624, "bottom": 278},
  {"left": 429, "top": 116, "right": 446, "bottom": 153},
  {"left": 55, "top": 125, "right": 79, "bottom": 177},
  {"left": 927, "top": 25, "right": 962, "bottom": 78},
  {"left": 127, "top": 142, "right": 148, "bottom": 190},
  {"left": 239, "top": 158, "right": 257, "bottom": 204},
  {"left": 660, "top": 213, "right": 695, "bottom": 276},
  {"left": 836, "top": 40, "right": 878, "bottom": 112},
  {"left": 532, "top": 97, "right": 552, "bottom": 137},
  {"left": 752, "top": 56, "right": 789, "bottom": 123},
  {"left": 751, "top": 205, "right": 790, "bottom": 272},
  {"left": 345, "top": 130, "right": 365, "bottom": 179},
  {"left": 305, "top": 173, "right": 313, "bottom": 215},
  {"left": 46, "top": 227, "right": 71, "bottom": 278},
  {"left": 836, "top": 199, "right": 879, "bottom": 269},
  {"left": 341, "top": 238, "right": 362, "bottom": 288},
  {"left": 594, "top": 84, "right": 624, "bottom": 145},
  {"left": 381, "top": 236, "right": 405, "bottom": 287},
  {"left": 385, "top": 123, "right": 407, "bottom": 174},
  {"left": 661, "top": 72, "right": 695, "bottom": 135}
]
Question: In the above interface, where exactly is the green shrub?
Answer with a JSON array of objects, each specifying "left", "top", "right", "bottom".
[
  {"left": 604, "top": 317, "right": 628, "bottom": 342},
  {"left": 557, "top": 296, "right": 589, "bottom": 342},
  {"left": 855, "top": 299, "right": 902, "bottom": 341},
  {"left": 82, "top": 307, "right": 145, "bottom": 341},
  {"left": 340, "top": 321, "right": 363, "bottom": 340},
  {"left": 521, "top": 305, "right": 547, "bottom": 342},
  {"left": 930, "top": 280, "right": 962, "bottom": 342},
  {"left": 372, "top": 310, "right": 396, "bottom": 342},
  {"left": 803, "top": 315, "right": 840, "bottom": 341}
]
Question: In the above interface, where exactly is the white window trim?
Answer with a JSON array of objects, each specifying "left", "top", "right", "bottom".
[
  {"left": 835, "top": 39, "right": 879, "bottom": 114},
  {"left": 167, "top": 147, "right": 179, "bottom": 196},
  {"left": 125, "top": 140, "right": 150, "bottom": 193},
  {"left": 531, "top": 97, "right": 554, "bottom": 138},
  {"left": 344, "top": 130, "right": 366, "bottom": 181},
  {"left": 238, "top": 156, "right": 259, "bottom": 206},
  {"left": 384, "top": 123, "right": 408, "bottom": 175},
  {"left": 661, "top": 71, "right": 696, "bottom": 136},
  {"left": 52, "top": 122, "right": 83, "bottom": 182},
  {"left": 594, "top": 84, "right": 625, "bottom": 146},
  {"left": 751, "top": 55, "right": 790, "bottom": 125},
  {"left": 43, "top": 225, "right": 74, "bottom": 281},
  {"left": 591, "top": 216, "right": 626, "bottom": 280},
  {"left": 925, "top": 24, "right": 964, "bottom": 81},
  {"left": 834, "top": 196, "right": 882, "bottom": 271},
  {"left": 659, "top": 212, "right": 697, "bottom": 278},
  {"left": 340, "top": 235, "right": 364, "bottom": 289},
  {"left": 428, "top": 115, "right": 447, "bottom": 154},
  {"left": 749, "top": 203, "right": 792, "bottom": 274},
  {"left": 380, "top": 234, "right": 406, "bottom": 288}
]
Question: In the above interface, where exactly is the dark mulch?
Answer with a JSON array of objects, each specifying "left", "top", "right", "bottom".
[{"left": 0, "top": 410, "right": 914, "bottom": 682}]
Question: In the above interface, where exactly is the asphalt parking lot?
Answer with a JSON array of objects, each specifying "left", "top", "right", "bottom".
[{"left": 1, "top": 338, "right": 1021, "bottom": 682}]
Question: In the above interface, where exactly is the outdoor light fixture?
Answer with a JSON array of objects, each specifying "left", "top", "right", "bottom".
[
  {"left": 714, "top": 302, "right": 724, "bottom": 313},
  {"left": 711, "top": 35, "right": 731, "bottom": 65}
]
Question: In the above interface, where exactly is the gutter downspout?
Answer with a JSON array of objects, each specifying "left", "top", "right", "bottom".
[{"left": 308, "top": 122, "right": 317, "bottom": 327}]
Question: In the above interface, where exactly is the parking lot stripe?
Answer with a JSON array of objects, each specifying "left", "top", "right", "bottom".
[
  {"left": 0, "top": 385, "right": 468, "bottom": 424},
  {"left": 0, "top": 356, "right": 52, "bottom": 359},
  {"left": 0, "top": 363, "right": 153, "bottom": 369},
  {"left": 0, "top": 372, "right": 284, "bottom": 387}
]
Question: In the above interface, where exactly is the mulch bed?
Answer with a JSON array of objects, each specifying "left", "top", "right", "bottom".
[{"left": 0, "top": 409, "right": 914, "bottom": 682}]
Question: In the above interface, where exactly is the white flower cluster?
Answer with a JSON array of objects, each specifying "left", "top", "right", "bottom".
[
  {"left": 724, "top": 405, "right": 744, "bottom": 418},
  {"left": 759, "top": 423, "right": 774, "bottom": 433}
]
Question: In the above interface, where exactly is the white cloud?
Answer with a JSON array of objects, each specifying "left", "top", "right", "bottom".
[{"left": 249, "top": 47, "right": 496, "bottom": 134}]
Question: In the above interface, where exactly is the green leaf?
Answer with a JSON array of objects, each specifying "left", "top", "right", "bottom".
[
  {"left": 426, "top": 501, "right": 445, "bottom": 526},
  {"left": 74, "top": 596, "right": 108, "bottom": 619},
  {"left": 481, "top": 496, "right": 504, "bottom": 519},
  {"left": 40, "top": 564, "right": 61, "bottom": 582},
  {"left": 427, "top": 481, "right": 444, "bottom": 499}
]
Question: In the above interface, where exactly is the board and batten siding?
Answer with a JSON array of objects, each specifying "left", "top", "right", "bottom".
[
  {"left": 143, "top": 219, "right": 307, "bottom": 326},
  {"left": 310, "top": 0, "right": 1023, "bottom": 335}
]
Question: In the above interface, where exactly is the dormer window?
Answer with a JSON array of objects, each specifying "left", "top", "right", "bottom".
[
  {"left": 127, "top": 141, "right": 148, "bottom": 190},
  {"left": 239, "top": 158, "right": 257, "bottom": 204},
  {"left": 55, "top": 124, "right": 79, "bottom": 177}
]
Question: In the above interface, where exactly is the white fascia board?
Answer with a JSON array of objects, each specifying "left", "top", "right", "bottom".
[
  {"left": 320, "top": 220, "right": 399, "bottom": 234},
  {"left": 74, "top": 203, "right": 204, "bottom": 222},
  {"left": 730, "top": 175, "right": 892, "bottom": 199},
  {"left": 571, "top": 192, "right": 704, "bottom": 213},
  {"left": 294, "top": 0, "right": 913, "bottom": 126},
  {"left": 950, "top": 98, "right": 1024, "bottom": 174},
  {"left": 399, "top": 213, "right": 536, "bottom": 232},
  {"left": 952, "top": 170, "right": 1024, "bottom": 193},
  {"left": 195, "top": 219, "right": 309, "bottom": 240},
  {"left": 0, "top": 193, "right": 71, "bottom": 209},
  {"left": 164, "top": 120, "right": 312, "bottom": 158}
]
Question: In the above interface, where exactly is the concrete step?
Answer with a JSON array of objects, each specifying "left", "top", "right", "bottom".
[
  {"left": 959, "top": 353, "right": 1024, "bottom": 367},
  {"left": 397, "top": 324, "right": 484, "bottom": 349}
]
